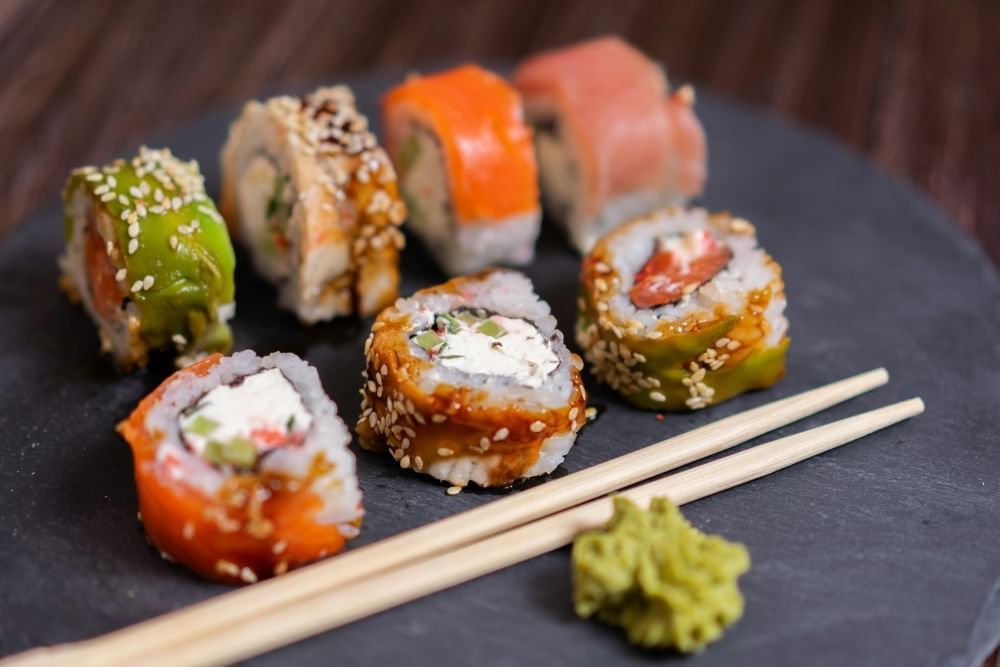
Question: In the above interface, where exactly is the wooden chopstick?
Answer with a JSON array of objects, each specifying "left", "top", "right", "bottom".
[
  {"left": 2, "top": 368, "right": 888, "bottom": 667},
  {"left": 125, "top": 397, "right": 924, "bottom": 667}
]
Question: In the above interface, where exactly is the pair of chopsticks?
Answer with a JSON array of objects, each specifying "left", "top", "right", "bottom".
[{"left": 5, "top": 368, "right": 922, "bottom": 667}]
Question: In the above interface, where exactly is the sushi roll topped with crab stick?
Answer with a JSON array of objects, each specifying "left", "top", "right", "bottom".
[
  {"left": 59, "top": 147, "right": 236, "bottom": 369},
  {"left": 357, "top": 270, "right": 586, "bottom": 490},
  {"left": 117, "top": 351, "right": 362, "bottom": 583},
  {"left": 514, "top": 36, "right": 707, "bottom": 253},
  {"left": 382, "top": 65, "right": 542, "bottom": 276},
  {"left": 221, "top": 86, "right": 407, "bottom": 323},
  {"left": 577, "top": 208, "right": 788, "bottom": 411}
]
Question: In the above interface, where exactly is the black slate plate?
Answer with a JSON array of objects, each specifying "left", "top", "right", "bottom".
[{"left": 1, "top": 68, "right": 999, "bottom": 667}]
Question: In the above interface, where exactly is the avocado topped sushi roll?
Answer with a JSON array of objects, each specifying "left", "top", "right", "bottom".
[
  {"left": 221, "top": 86, "right": 406, "bottom": 323},
  {"left": 117, "top": 351, "right": 362, "bottom": 583},
  {"left": 59, "top": 146, "right": 236, "bottom": 369},
  {"left": 577, "top": 208, "right": 788, "bottom": 410},
  {"left": 357, "top": 270, "right": 586, "bottom": 489}
]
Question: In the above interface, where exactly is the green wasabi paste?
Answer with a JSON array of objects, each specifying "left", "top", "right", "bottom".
[{"left": 572, "top": 496, "right": 750, "bottom": 653}]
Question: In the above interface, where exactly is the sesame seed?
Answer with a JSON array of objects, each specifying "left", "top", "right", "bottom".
[
  {"left": 399, "top": 455, "right": 411, "bottom": 469},
  {"left": 274, "top": 561, "right": 289, "bottom": 576},
  {"left": 530, "top": 421, "right": 545, "bottom": 433},
  {"left": 172, "top": 334, "right": 187, "bottom": 346},
  {"left": 585, "top": 407, "right": 598, "bottom": 420},
  {"left": 115, "top": 269, "right": 127, "bottom": 282},
  {"left": 493, "top": 427, "right": 509, "bottom": 441},
  {"left": 479, "top": 437, "right": 491, "bottom": 450},
  {"left": 446, "top": 485, "right": 463, "bottom": 496},
  {"left": 118, "top": 195, "right": 129, "bottom": 206},
  {"left": 128, "top": 239, "right": 139, "bottom": 254},
  {"left": 85, "top": 173, "right": 103, "bottom": 182},
  {"left": 130, "top": 280, "right": 144, "bottom": 293},
  {"left": 414, "top": 456, "right": 423, "bottom": 470},
  {"left": 437, "top": 447, "right": 453, "bottom": 457},
  {"left": 106, "top": 175, "right": 117, "bottom": 188},
  {"left": 172, "top": 197, "right": 183, "bottom": 210},
  {"left": 272, "top": 540, "right": 287, "bottom": 555},
  {"left": 568, "top": 408, "right": 579, "bottom": 421},
  {"left": 129, "top": 186, "right": 143, "bottom": 199},
  {"left": 169, "top": 235, "right": 178, "bottom": 250},
  {"left": 128, "top": 223, "right": 140, "bottom": 238},
  {"left": 142, "top": 275, "right": 155, "bottom": 290},
  {"left": 240, "top": 567, "right": 258, "bottom": 584},
  {"left": 432, "top": 414, "right": 447, "bottom": 424},
  {"left": 649, "top": 391, "right": 667, "bottom": 402}
]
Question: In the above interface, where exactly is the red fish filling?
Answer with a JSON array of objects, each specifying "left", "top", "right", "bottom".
[
  {"left": 84, "top": 212, "right": 124, "bottom": 320},
  {"left": 630, "top": 230, "right": 731, "bottom": 309}
]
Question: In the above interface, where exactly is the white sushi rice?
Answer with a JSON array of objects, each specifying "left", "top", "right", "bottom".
[
  {"left": 399, "top": 125, "right": 540, "bottom": 275},
  {"left": 396, "top": 270, "right": 576, "bottom": 410},
  {"left": 603, "top": 208, "right": 788, "bottom": 346},
  {"left": 143, "top": 351, "right": 362, "bottom": 530}
]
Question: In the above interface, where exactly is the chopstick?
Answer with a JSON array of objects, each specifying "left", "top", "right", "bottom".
[
  {"left": 126, "top": 397, "right": 924, "bottom": 667},
  {"left": 1, "top": 368, "right": 888, "bottom": 667}
]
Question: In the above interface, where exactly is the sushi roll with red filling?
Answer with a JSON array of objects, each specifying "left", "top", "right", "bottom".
[
  {"left": 577, "top": 208, "right": 788, "bottom": 411},
  {"left": 221, "top": 86, "right": 406, "bottom": 323},
  {"left": 59, "top": 147, "right": 236, "bottom": 369},
  {"left": 117, "top": 351, "right": 362, "bottom": 583},
  {"left": 357, "top": 270, "right": 586, "bottom": 489},
  {"left": 514, "top": 37, "right": 707, "bottom": 253}
]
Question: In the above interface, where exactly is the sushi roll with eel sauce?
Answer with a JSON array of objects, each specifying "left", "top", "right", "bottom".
[
  {"left": 117, "top": 351, "right": 362, "bottom": 583},
  {"left": 357, "top": 270, "right": 586, "bottom": 489},
  {"left": 382, "top": 65, "right": 541, "bottom": 275},
  {"left": 221, "top": 86, "right": 406, "bottom": 323},
  {"left": 577, "top": 208, "right": 788, "bottom": 411},
  {"left": 514, "top": 37, "right": 707, "bottom": 253}
]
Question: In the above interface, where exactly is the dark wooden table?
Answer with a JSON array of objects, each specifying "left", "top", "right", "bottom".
[{"left": 1, "top": 1, "right": 997, "bottom": 664}]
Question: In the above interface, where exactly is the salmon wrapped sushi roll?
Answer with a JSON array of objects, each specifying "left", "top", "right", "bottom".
[
  {"left": 357, "top": 270, "right": 586, "bottom": 489},
  {"left": 117, "top": 351, "right": 362, "bottom": 583},
  {"left": 577, "top": 208, "right": 788, "bottom": 411},
  {"left": 514, "top": 37, "right": 707, "bottom": 253},
  {"left": 382, "top": 65, "right": 541, "bottom": 275},
  {"left": 221, "top": 86, "right": 406, "bottom": 323},
  {"left": 59, "top": 147, "right": 236, "bottom": 369}
]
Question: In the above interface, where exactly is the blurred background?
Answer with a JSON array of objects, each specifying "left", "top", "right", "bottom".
[{"left": 1, "top": 0, "right": 997, "bottom": 265}]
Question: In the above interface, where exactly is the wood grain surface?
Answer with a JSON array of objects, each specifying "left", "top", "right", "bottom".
[{"left": 0, "top": 1, "right": 997, "bottom": 664}]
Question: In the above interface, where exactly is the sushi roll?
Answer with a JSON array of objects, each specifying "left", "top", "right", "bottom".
[
  {"left": 220, "top": 86, "right": 406, "bottom": 323},
  {"left": 356, "top": 270, "right": 586, "bottom": 489},
  {"left": 513, "top": 36, "right": 707, "bottom": 253},
  {"left": 382, "top": 65, "right": 541, "bottom": 275},
  {"left": 59, "top": 147, "right": 236, "bottom": 369},
  {"left": 117, "top": 351, "right": 362, "bottom": 583},
  {"left": 576, "top": 208, "right": 788, "bottom": 411}
]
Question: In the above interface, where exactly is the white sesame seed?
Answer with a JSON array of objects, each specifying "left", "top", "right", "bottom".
[
  {"left": 493, "top": 427, "right": 509, "bottom": 441},
  {"left": 129, "top": 186, "right": 143, "bottom": 198},
  {"left": 479, "top": 437, "right": 491, "bottom": 450},
  {"left": 649, "top": 391, "right": 667, "bottom": 402},
  {"left": 568, "top": 407, "right": 579, "bottom": 421},
  {"left": 399, "top": 455, "right": 411, "bottom": 469},
  {"left": 169, "top": 235, "right": 178, "bottom": 250},
  {"left": 414, "top": 456, "right": 423, "bottom": 470},
  {"left": 130, "top": 280, "right": 144, "bottom": 293},
  {"left": 172, "top": 197, "right": 183, "bottom": 210},
  {"left": 240, "top": 567, "right": 258, "bottom": 584},
  {"left": 128, "top": 239, "right": 139, "bottom": 254},
  {"left": 142, "top": 275, "right": 155, "bottom": 290},
  {"left": 172, "top": 334, "right": 187, "bottom": 346},
  {"left": 530, "top": 421, "right": 545, "bottom": 433},
  {"left": 128, "top": 223, "right": 140, "bottom": 238},
  {"left": 446, "top": 485, "right": 463, "bottom": 496},
  {"left": 118, "top": 195, "right": 129, "bottom": 206},
  {"left": 106, "top": 175, "right": 117, "bottom": 188},
  {"left": 437, "top": 447, "right": 453, "bottom": 457},
  {"left": 115, "top": 269, "right": 127, "bottom": 282},
  {"left": 86, "top": 173, "right": 103, "bottom": 182},
  {"left": 100, "top": 192, "right": 115, "bottom": 202}
]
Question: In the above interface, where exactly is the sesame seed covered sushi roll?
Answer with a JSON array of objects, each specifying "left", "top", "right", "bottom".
[
  {"left": 513, "top": 37, "right": 707, "bottom": 253},
  {"left": 382, "top": 65, "right": 541, "bottom": 275},
  {"left": 59, "top": 147, "right": 236, "bottom": 370},
  {"left": 117, "top": 351, "right": 362, "bottom": 584},
  {"left": 357, "top": 270, "right": 586, "bottom": 489},
  {"left": 221, "top": 86, "right": 406, "bottom": 323},
  {"left": 577, "top": 208, "right": 788, "bottom": 411}
]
